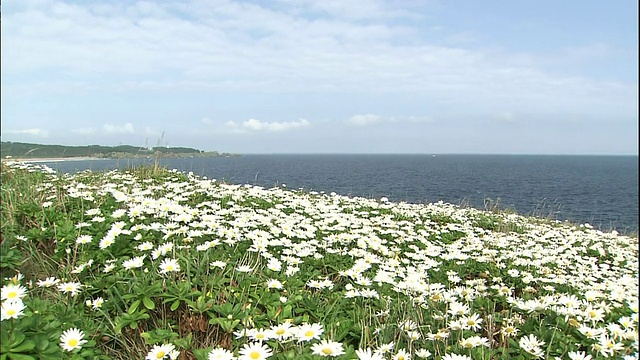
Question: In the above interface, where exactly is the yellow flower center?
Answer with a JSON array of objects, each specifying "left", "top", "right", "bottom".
[
  {"left": 399, "top": 356, "right": 406, "bottom": 360},
  {"left": 322, "top": 348, "right": 333, "bottom": 355},
  {"left": 7, "top": 309, "right": 16, "bottom": 316},
  {"left": 69, "top": 339, "right": 79, "bottom": 347},
  {"left": 305, "top": 331, "right": 314, "bottom": 337},
  {"left": 588, "top": 311, "right": 597, "bottom": 318},
  {"left": 276, "top": 329, "right": 285, "bottom": 335},
  {"left": 7, "top": 291, "right": 17, "bottom": 298},
  {"left": 467, "top": 320, "right": 475, "bottom": 326},
  {"left": 256, "top": 333, "right": 265, "bottom": 339},
  {"left": 250, "top": 351, "right": 261, "bottom": 359},
  {"left": 167, "top": 265, "right": 174, "bottom": 271},
  {"left": 156, "top": 351, "right": 165, "bottom": 359}
]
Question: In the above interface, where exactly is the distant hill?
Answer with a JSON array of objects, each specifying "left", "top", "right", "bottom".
[{"left": 0, "top": 141, "right": 234, "bottom": 159}]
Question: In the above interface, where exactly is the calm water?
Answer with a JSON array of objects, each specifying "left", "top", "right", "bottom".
[{"left": 38, "top": 155, "right": 639, "bottom": 234}]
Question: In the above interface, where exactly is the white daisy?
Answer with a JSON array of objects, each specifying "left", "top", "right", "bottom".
[
  {"left": 1, "top": 299, "right": 26, "bottom": 320},
  {"left": 238, "top": 342, "right": 272, "bottom": 360},
  {"left": 145, "top": 343, "right": 177, "bottom": 360},
  {"left": 1, "top": 284, "right": 27, "bottom": 301},
  {"left": 159, "top": 258, "right": 181, "bottom": 274},
  {"left": 311, "top": 339, "right": 345, "bottom": 357},
  {"left": 60, "top": 328, "right": 88, "bottom": 352}
]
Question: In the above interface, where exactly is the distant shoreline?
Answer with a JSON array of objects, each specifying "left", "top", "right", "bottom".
[{"left": 2, "top": 157, "right": 105, "bottom": 163}]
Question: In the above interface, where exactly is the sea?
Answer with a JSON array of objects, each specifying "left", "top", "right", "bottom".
[{"left": 34, "top": 154, "right": 639, "bottom": 234}]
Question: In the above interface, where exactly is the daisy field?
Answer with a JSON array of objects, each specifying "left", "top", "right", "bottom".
[{"left": 0, "top": 161, "right": 637, "bottom": 360}]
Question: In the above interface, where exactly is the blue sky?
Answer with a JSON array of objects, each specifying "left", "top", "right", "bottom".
[{"left": 1, "top": 0, "right": 638, "bottom": 154}]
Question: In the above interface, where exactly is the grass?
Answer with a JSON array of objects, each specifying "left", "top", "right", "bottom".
[{"left": 0, "top": 160, "right": 638, "bottom": 360}]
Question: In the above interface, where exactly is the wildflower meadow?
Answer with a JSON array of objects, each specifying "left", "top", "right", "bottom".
[{"left": 0, "top": 161, "right": 637, "bottom": 360}]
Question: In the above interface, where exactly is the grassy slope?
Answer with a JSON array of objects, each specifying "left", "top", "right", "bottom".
[{"left": 0, "top": 161, "right": 637, "bottom": 360}]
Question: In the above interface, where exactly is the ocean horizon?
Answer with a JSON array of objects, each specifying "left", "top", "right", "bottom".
[{"left": 28, "top": 154, "right": 639, "bottom": 234}]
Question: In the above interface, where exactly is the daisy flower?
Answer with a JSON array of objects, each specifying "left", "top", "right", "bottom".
[
  {"left": 355, "top": 348, "right": 385, "bottom": 360},
  {"left": 266, "top": 258, "right": 282, "bottom": 271},
  {"left": 442, "top": 354, "right": 472, "bottom": 360},
  {"left": 393, "top": 349, "right": 410, "bottom": 360},
  {"left": 249, "top": 328, "right": 273, "bottom": 342},
  {"left": 266, "top": 279, "right": 283, "bottom": 290},
  {"left": 210, "top": 261, "right": 226, "bottom": 269},
  {"left": 235, "top": 265, "right": 253, "bottom": 273},
  {"left": 311, "top": 339, "right": 345, "bottom": 357},
  {"left": 60, "top": 328, "right": 88, "bottom": 352},
  {"left": 460, "top": 313, "right": 483, "bottom": 331},
  {"left": 145, "top": 343, "right": 177, "bottom": 360},
  {"left": 99, "top": 235, "right": 115, "bottom": 249},
  {"left": 138, "top": 242, "right": 155, "bottom": 251},
  {"left": 208, "top": 347, "right": 236, "bottom": 360},
  {"left": 1, "top": 299, "right": 26, "bottom": 320},
  {"left": 295, "top": 323, "right": 324, "bottom": 342},
  {"left": 57, "top": 282, "right": 82, "bottom": 297},
  {"left": 103, "top": 263, "right": 116, "bottom": 273},
  {"left": 92, "top": 297, "right": 105, "bottom": 309},
  {"left": 501, "top": 323, "right": 519, "bottom": 337},
  {"left": 270, "top": 322, "right": 294, "bottom": 340},
  {"left": 85, "top": 208, "right": 101, "bottom": 216},
  {"left": 111, "top": 209, "right": 127, "bottom": 218},
  {"left": 238, "top": 342, "right": 273, "bottom": 360},
  {"left": 1, "top": 284, "right": 27, "bottom": 301},
  {"left": 159, "top": 258, "right": 181, "bottom": 274},
  {"left": 376, "top": 341, "right": 394, "bottom": 354},
  {"left": 123, "top": 255, "right": 146, "bottom": 270},
  {"left": 567, "top": 351, "right": 593, "bottom": 360},
  {"left": 76, "top": 235, "right": 93, "bottom": 244},
  {"left": 519, "top": 334, "right": 545, "bottom": 358}
]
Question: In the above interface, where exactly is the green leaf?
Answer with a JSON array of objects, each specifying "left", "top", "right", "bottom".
[
  {"left": 10, "top": 340, "right": 35, "bottom": 353},
  {"left": 10, "top": 333, "right": 25, "bottom": 348},
  {"left": 142, "top": 297, "right": 155, "bottom": 310},
  {"left": 170, "top": 300, "right": 180, "bottom": 311},
  {"left": 7, "top": 354, "right": 36, "bottom": 360},
  {"left": 128, "top": 299, "right": 141, "bottom": 314},
  {"left": 191, "top": 348, "right": 212, "bottom": 360}
]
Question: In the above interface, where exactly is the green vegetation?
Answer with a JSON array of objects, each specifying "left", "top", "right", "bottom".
[
  {"left": 0, "top": 141, "right": 237, "bottom": 159},
  {"left": 0, "top": 161, "right": 638, "bottom": 360}
]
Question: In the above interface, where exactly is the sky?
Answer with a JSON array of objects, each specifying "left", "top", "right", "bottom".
[{"left": 1, "top": 0, "right": 638, "bottom": 154}]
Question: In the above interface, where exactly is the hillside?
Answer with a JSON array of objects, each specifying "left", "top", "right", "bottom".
[{"left": 0, "top": 141, "right": 234, "bottom": 159}]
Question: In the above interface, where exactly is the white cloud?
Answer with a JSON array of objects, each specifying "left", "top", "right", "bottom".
[
  {"left": 347, "top": 114, "right": 382, "bottom": 126},
  {"left": 4, "top": 128, "right": 49, "bottom": 137},
  {"left": 71, "top": 127, "right": 96, "bottom": 135},
  {"left": 496, "top": 113, "right": 517, "bottom": 122},
  {"left": 0, "top": 0, "right": 636, "bottom": 156},
  {"left": 1, "top": 0, "right": 634, "bottom": 117},
  {"left": 242, "top": 118, "right": 310, "bottom": 132},
  {"left": 104, "top": 123, "right": 135, "bottom": 134}
]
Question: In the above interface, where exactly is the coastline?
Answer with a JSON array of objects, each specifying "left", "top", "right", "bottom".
[{"left": 2, "top": 157, "right": 105, "bottom": 163}]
